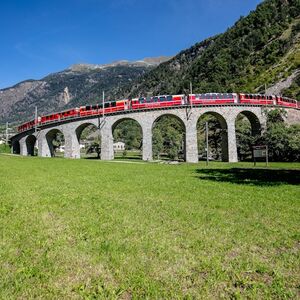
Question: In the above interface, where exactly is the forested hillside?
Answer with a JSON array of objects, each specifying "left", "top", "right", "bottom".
[{"left": 117, "top": 0, "right": 300, "bottom": 99}]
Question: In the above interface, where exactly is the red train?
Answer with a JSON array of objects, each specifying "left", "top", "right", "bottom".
[{"left": 17, "top": 93, "right": 299, "bottom": 132}]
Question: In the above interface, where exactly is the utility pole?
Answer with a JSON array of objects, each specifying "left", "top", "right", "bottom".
[
  {"left": 102, "top": 90, "right": 105, "bottom": 120},
  {"left": 35, "top": 106, "right": 38, "bottom": 133},
  {"left": 205, "top": 121, "right": 209, "bottom": 166},
  {"left": 5, "top": 122, "right": 9, "bottom": 147},
  {"left": 190, "top": 81, "right": 193, "bottom": 109},
  {"left": 265, "top": 83, "right": 267, "bottom": 95},
  {"left": 96, "top": 90, "right": 105, "bottom": 159},
  {"left": 266, "top": 145, "right": 269, "bottom": 167}
]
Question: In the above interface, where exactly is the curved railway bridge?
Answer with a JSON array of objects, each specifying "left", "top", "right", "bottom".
[{"left": 9, "top": 104, "right": 300, "bottom": 163}]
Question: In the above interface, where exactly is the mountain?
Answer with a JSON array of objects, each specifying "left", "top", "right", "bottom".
[
  {"left": 0, "top": 57, "right": 171, "bottom": 123},
  {"left": 116, "top": 0, "right": 300, "bottom": 100}
]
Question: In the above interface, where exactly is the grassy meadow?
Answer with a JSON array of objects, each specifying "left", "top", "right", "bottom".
[{"left": 0, "top": 154, "right": 299, "bottom": 299}]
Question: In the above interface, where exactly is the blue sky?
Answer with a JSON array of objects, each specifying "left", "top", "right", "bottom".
[{"left": 0, "top": 0, "right": 262, "bottom": 89}]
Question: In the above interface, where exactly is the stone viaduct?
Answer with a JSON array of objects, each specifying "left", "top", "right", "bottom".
[{"left": 9, "top": 105, "right": 299, "bottom": 163}]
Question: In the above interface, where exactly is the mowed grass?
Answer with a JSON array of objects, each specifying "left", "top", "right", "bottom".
[{"left": 0, "top": 155, "right": 299, "bottom": 299}]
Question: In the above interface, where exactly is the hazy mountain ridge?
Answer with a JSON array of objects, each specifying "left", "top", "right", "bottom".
[
  {"left": 68, "top": 56, "right": 173, "bottom": 72},
  {"left": 0, "top": 57, "right": 171, "bottom": 123}
]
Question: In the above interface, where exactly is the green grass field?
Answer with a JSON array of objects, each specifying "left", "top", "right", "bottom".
[{"left": 0, "top": 155, "right": 299, "bottom": 299}]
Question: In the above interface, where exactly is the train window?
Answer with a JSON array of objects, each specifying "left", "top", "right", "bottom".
[
  {"left": 92, "top": 105, "right": 98, "bottom": 110},
  {"left": 159, "top": 96, "right": 165, "bottom": 102},
  {"left": 111, "top": 102, "right": 116, "bottom": 107},
  {"left": 153, "top": 97, "right": 158, "bottom": 102},
  {"left": 86, "top": 106, "right": 91, "bottom": 110},
  {"left": 166, "top": 95, "right": 173, "bottom": 101},
  {"left": 105, "top": 102, "right": 110, "bottom": 108}
]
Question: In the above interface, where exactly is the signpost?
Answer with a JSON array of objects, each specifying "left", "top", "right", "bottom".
[{"left": 253, "top": 145, "right": 268, "bottom": 167}]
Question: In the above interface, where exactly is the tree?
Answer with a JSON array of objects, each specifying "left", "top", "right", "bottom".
[
  {"left": 152, "top": 128, "right": 164, "bottom": 159},
  {"left": 263, "top": 109, "right": 300, "bottom": 161},
  {"left": 86, "top": 142, "right": 101, "bottom": 159},
  {"left": 152, "top": 116, "right": 184, "bottom": 160}
]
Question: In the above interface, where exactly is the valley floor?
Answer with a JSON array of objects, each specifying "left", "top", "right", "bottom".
[{"left": 0, "top": 155, "right": 299, "bottom": 299}]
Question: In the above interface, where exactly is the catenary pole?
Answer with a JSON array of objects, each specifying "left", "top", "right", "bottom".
[
  {"left": 35, "top": 106, "right": 38, "bottom": 133},
  {"left": 206, "top": 121, "right": 209, "bottom": 166},
  {"left": 5, "top": 122, "right": 9, "bottom": 145},
  {"left": 190, "top": 82, "right": 193, "bottom": 109},
  {"left": 102, "top": 91, "right": 105, "bottom": 120}
]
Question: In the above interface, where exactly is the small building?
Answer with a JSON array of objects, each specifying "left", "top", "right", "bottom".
[{"left": 113, "top": 141, "right": 125, "bottom": 151}]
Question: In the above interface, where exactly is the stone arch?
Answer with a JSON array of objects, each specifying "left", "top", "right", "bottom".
[
  {"left": 12, "top": 140, "right": 20, "bottom": 154},
  {"left": 75, "top": 122, "right": 100, "bottom": 159},
  {"left": 197, "top": 111, "right": 229, "bottom": 162},
  {"left": 26, "top": 135, "right": 37, "bottom": 156},
  {"left": 237, "top": 111, "right": 262, "bottom": 135},
  {"left": 111, "top": 117, "right": 143, "bottom": 160},
  {"left": 152, "top": 113, "right": 186, "bottom": 161},
  {"left": 75, "top": 122, "right": 99, "bottom": 141},
  {"left": 235, "top": 110, "right": 263, "bottom": 161},
  {"left": 111, "top": 117, "right": 143, "bottom": 132},
  {"left": 45, "top": 128, "right": 65, "bottom": 157}
]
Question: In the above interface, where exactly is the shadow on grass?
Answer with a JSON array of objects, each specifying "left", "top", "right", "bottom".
[
  {"left": 82, "top": 156, "right": 142, "bottom": 160},
  {"left": 114, "top": 156, "right": 142, "bottom": 160},
  {"left": 196, "top": 168, "right": 300, "bottom": 186}
]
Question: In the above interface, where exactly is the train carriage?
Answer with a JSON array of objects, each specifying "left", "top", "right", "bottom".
[
  {"left": 276, "top": 96, "right": 297, "bottom": 108},
  {"left": 189, "top": 93, "right": 238, "bottom": 105},
  {"left": 79, "top": 99, "right": 130, "bottom": 117},
  {"left": 131, "top": 94, "right": 185, "bottom": 110},
  {"left": 239, "top": 94, "right": 275, "bottom": 105}
]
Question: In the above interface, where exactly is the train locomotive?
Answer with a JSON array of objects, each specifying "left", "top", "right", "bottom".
[{"left": 17, "top": 93, "right": 299, "bottom": 133}]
